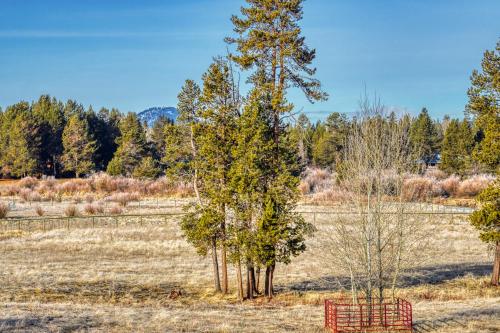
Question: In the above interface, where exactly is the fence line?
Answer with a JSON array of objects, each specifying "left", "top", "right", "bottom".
[{"left": 0, "top": 208, "right": 473, "bottom": 234}]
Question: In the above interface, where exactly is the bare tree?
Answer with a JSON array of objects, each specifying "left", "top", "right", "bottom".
[{"left": 325, "top": 93, "right": 428, "bottom": 309}]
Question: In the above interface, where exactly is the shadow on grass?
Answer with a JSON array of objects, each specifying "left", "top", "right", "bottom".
[
  {"left": 413, "top": 306, "right": 499, "bottom": 332},
  {"left": 0, "top": 315, "right": 101, "bottom": 332},
  {"left": 282, "top": 262, "right": 491, "bottom": 292}
]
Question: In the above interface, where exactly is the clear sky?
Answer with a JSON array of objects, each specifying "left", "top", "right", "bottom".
[{"left": 0, "top": 0, "right": 499, "bottom": 121}]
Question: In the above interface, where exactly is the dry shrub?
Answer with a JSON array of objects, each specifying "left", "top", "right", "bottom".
[
  {"left": 457, "top": 174, "right": 495, "bottom": 197},
  {"left": 29, "top": 192, "right": 42, "bottom": 202},
  {"left": 19, "top": 188, "right": 32, "bottom": 202},
  {"left": 18, "top": 176, "right": 38, "bottom": 189},
  {"left": 173, "top": 182, "right": 193, "bottom": 197},
  {"left": 92, "top": 173, "right": 117, "bottom": 193},
  {"left": 73, "top": 196, "right": 83, "bottom": 204},
  {"left": 108, "top": 193, "right": 132, "bottom": 207},
  {"left": 310, "top": 189, "right": 349, "bottom": 204},
  {"left": 3, "top": 186, "right": 20, "bottom": 196},
  {"left": 402, "top": 176, "right": 436, "bottom": 201},
  {"left": 440, "top": 175, "right": 460, "bottom": 196},
  {"left": 64, "top": 205, "right": 79, "bottom": 217},
  {"left": 424, "top": 168, "right": 447, "bottom": 180},
  {"left": 0, "top": 202, "right": 9, "bottom": 218},
  {"left": 109, "top": 205, "right": 123, "bottom": 215},
  {"left": 84, "top": 204, "right": 97, "bottom": 215},
  {"left": 300, "top": 168, "right": 333, "bottom": 194},
  {"left": 298, "top": 181, "right": 310, "bottom": 195},
  {"left": 85, "top": 194, "right": 95, "bottom": 203},
  {"left": 129, "top": 192, "right": 140, "bottom": 201},
  {"left": 35, "top": 206, "right": 45, "bottom": 216},
  {"left": 145, "top": 177, "right": 171, "bottom": 196},
  {"left": 55, "top": 179, "right": 91, "bottom": 195},
  {"left": 44, "top": 190, "right": 57, "bottom": 202},
  {"left": 94, "top": 203, "right": 105, "bottom": 214}
]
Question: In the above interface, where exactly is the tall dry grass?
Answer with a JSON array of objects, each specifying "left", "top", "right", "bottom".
[
  {"left": 0, "top": 173, "right": 194, "bottom": 202},
  {"left": 302, "top": 168, "right": 495, "bottom": 204},
  {"left": 0, "top": 202, "right": 9, "bottom": 218}
]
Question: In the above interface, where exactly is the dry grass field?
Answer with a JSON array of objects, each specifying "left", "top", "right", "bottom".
[{"left": 0, "top": 200, "right": 499, "bottom": 332}]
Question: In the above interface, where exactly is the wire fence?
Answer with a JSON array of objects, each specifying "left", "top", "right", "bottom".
[{"left": 0, "top": 205, "right": 473, "bottom": 234}]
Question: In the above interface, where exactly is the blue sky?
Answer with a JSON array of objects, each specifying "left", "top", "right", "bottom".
[{"left": 0, "top": 0, "right": 499, "bottom": 121}]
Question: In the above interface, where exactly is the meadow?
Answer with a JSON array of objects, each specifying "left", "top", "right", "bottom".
[{"left": 0, "top": 197, "right": 498, "bottom": 332}]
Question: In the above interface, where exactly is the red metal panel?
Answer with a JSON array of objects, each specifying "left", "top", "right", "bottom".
[{"left": 324, "top": 298, "right": 413, "bottom": 333}]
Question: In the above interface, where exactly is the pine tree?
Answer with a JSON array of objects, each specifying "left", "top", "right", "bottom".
[
  {"left": 107, "top": 113, "right": 147, "bottom": 176},
  {"left": 410, "top": 108, "right": 440, "bottom": 166},
  {"left": 132, "top": 156, "right": 161, "bottom": 179},
  {"left": 178, "top": 59, "right": 241, "bottom": 294},
  {"left": 227, "top": 0, "right": 325, "bottom": 297},
  {"left": 440, "top": 119, "right": 474, "bottom": 175},
  {"left": 93, "top": 107, "right": 122, "bottom": 171},
  {"left": 61, "top": 114, "right": 96, "bottom": 178},
  {"left": 32, "top": 95, "right": 65, "bottom": 176},
  {"left": 5, "top": 114, "right": 39, "bottom": 177},
  {"left": 290, "top": 113, "right": 313, "bottom": 166},
  {"left": 466, "top": 39, "right": 500, "bottom": 173},
  {"left": 229, "top": 90, "right": 276, "bottom": 299},
  {"left": 1, "top": 102, "right": 40, "bottom": 177},
  {"left": 311, "top": 112, "right": 349, "bottom": 169},
  {"left": 469, "top": 180, "right": 500, "bottom": 285},
  {"left": 171, "top": 79, "right": 202, "bottom": 195},
  {"left": 150, "top": 115, "right": 173, "bottom": 162}
]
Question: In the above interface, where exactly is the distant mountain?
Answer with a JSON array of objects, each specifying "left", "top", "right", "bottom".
[{"left": 138, "top": 107, "right": 178, "bottom": 127}]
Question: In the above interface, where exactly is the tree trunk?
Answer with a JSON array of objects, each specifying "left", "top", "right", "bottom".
[
  {"left": 248, "top": 265, "right": 257, "bottom": 294},
  {"left": 264, "top": 264, "right": 275, "bottom": 298},
  {"left": 52, "top": 155, "right": 57, "bottom": 177},
  {"left": 255, "top": 266, "right": 261, "bottom": 293},
  {"left": 246, "top": 263, "right": 254, "bottom": 300},
  {"left": 221, "top": 205, "right": 228, "bottom": 294},
  {"left": 236, "top": 256, "right": 244, "bottom": 301},
  {"left": 492, "top": 241, "right": 500, "bottom": 286},
  {"left": 190, "top": 125, "right": 202, "bottom": 203},
  {"left": 221, "top": 244, "right": 228, "bottom": 294},
  {"left": 211, "top": 238, "right": 221, "bottom": 292}
]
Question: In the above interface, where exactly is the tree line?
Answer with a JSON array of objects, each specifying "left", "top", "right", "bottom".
[
  {"left": 1, "top": 77, "right": 498, "bottom": 180},
  {"left": 0, "top": 39, "right": 497, "bottom": 180}
]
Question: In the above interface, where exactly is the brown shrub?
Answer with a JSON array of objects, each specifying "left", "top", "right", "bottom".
[
  {"left": 440, "top": 175, "right": 460, "bottom": 196},
  {"left": 108, "top": 193, "right": 132, "bottom": 207},
  {"left": 19, "top": 188, "right": 32, "bottom": 202},
  {"left": 18, "top": 176, "right": 38, "bottom": 189},
  {"left": 3, "top": 186, "right": 20, "bottom": 196},
  {"left": 456, "top": 174, "right": 495, "bottom": 197},
  {"left": 301, "top": 168, "right": 333, "bottom": 194},
  {"left": 310, "top": 189, "right": 349, "bottom": 204},
  {"left": 84, "top": 204, "right": 97, "bottom": 215},
  {"left": 424, "top": 168, "right": 448, "bottom": 180},
  {"left": 298, "top": 181, "right": 311, "bottom": 195},
  {"left": 85, "top": 194, "right": 95, "bottom": 203},
  {"left": 29, "top": 192, "right": 42, "bottom": 202},
  {"left": 402, "top": 176, "right": 437, "bottom": 201},
  {"left": 109, "top": 205, "right": 123, "bottom": 215},
  {"left": 94, "top": 203, "right": 105, "bottom": 214},
  {"left": 64, "top": 205, "right": 79, "bottom": 217},
  {"left": 0, "top": 202, "right": 9, "bottom": 218},
  {"left": 35, "top": 206, "right": 45, "bottom": 216},
  {"left": 44, "top": 190, "right": 57, "bottom": 202}
]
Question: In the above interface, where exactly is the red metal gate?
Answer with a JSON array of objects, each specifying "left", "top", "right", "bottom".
[{"left": 325, "top": 298, "right": 412, "bottom": 332}]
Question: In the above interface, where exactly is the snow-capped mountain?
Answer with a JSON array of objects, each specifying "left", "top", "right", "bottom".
[{"left": 138, "top": 107, "right": 178, "bottom": 127}]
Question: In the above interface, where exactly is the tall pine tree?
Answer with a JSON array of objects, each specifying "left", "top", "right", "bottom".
[
  {"left": 226, "top": 0, "right": 325, "bottom": 298},
  {"left": 61, "top": 114, "right": 96, "bottom": 178}
]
